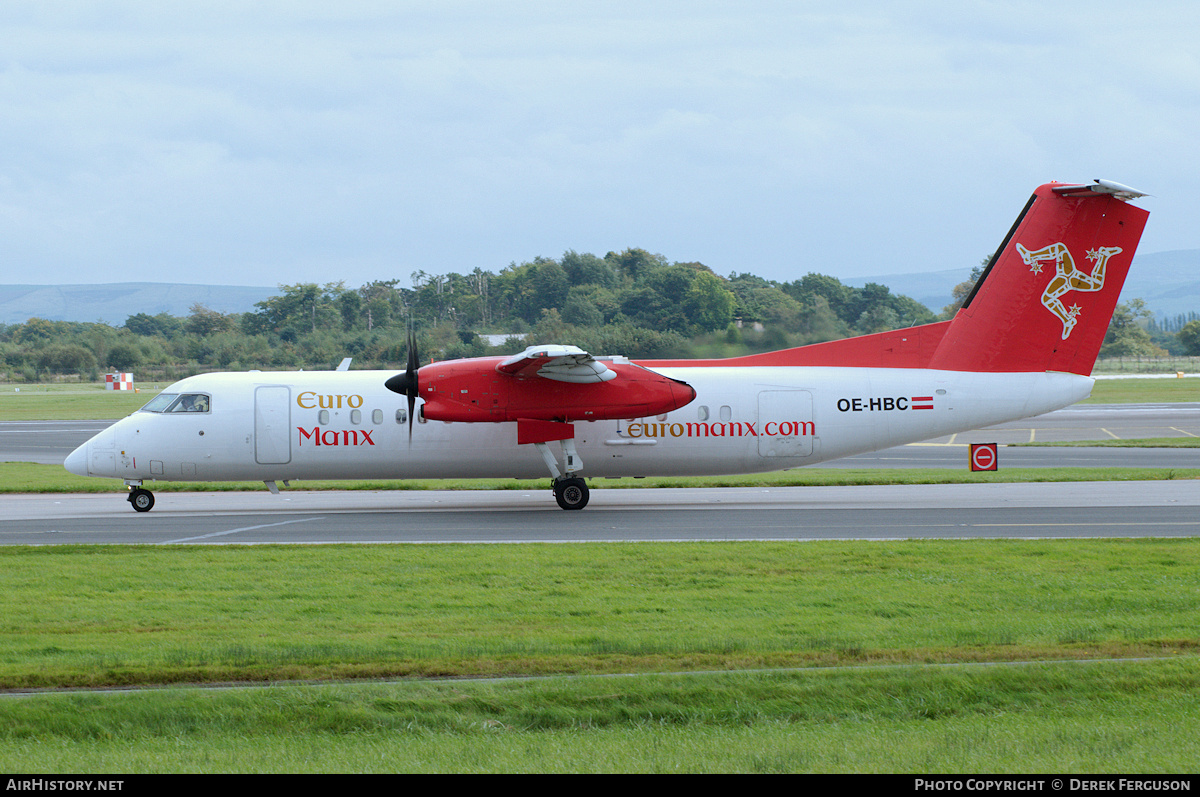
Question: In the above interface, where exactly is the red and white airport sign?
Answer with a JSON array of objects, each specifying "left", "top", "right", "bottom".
[{"left": 969, "top": 443, "right": 998, "bottom": 472}]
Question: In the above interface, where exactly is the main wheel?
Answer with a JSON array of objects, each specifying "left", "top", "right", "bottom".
[
  {"left": 128, "top": 487, "right": 155, "bottom": 513},
  {"left": 553, "top": 477, "right": 589, "bottom": 510}
]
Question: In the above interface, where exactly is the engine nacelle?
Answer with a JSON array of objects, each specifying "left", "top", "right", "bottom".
[{"left": 416, "top": 357, "right": 695, "bottom": 423}]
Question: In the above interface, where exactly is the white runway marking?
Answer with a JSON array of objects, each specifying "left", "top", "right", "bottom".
[{"left": 163, "top": 517, "right": 324, "bottom": 544}]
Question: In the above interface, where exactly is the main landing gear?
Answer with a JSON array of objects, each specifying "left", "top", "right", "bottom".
[
  {"left": 127, "top": 483, "right": 155, "bottom": 512},
  {"left": 530, "top": 433, "right": 590, "bottom": 511},
  {"left": 553, "top": 476, "right": 589, "bottom": 510}
]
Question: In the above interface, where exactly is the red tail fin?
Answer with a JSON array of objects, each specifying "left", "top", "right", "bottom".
[{"left": 928, "top": 180, "right": 1149, "bottom": 375}]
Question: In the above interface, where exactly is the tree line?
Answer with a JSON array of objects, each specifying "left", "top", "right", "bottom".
[{"left": 0, "top": 247, "right": 1192, "bottom": 381}]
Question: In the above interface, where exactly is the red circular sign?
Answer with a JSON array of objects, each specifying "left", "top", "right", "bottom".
[{"left": 971, "top": 444, "right": 997, "bottom": 471}]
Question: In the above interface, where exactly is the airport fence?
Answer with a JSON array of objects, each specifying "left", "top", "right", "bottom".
[{"left": 1093, "top": 355, "right": 1200, "bottom": 375}]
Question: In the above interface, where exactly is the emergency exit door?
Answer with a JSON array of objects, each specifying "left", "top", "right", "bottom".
[
  {"left": 255, "top": 386, "right": 292, "bottom": 465},
  {"left": 757, "top": 390, "right": 816, "bottom": 458}
]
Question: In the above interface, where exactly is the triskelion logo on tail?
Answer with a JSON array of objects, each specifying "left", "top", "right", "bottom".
[{"left": 1016, "top": 242, "right": 1123, "bottom": 340}]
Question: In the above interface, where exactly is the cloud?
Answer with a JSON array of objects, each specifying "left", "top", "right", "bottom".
[{"left": 0, "top": 1, "right": 1195, "bottom": 290}]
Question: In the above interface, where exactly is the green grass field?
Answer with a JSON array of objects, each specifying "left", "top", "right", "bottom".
[
  {"left": 0, "top": 540, "right": 1197, "bottom": 772},
  {"left": 0, "top": 382, "right": 163, "bottom": 420},
  {"left": 2, "top": 659, "right": 1197, "bottom": 772},
  {"left": 1083, "top": 377, "right": 1199, "bottom": 403},
  {"left": 3, "top": 540, "right": 1196, "bottom": 688},
  {"left": 1017, "top": 437, "right": 1200, "bottom": 448}
]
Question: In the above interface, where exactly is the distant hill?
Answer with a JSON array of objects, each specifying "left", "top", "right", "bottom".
[
  {"left": 1120, "top": 250, "right": 1200, "bottom": 320},
  {"left": 0, "top": 283, "right": 276, "bottom": 326},
  {"left": 844, "top": 249, "right": 1200, "bottom": 320},
  {"left": 842, "top": 266, "right": 974, "bottom": 316}
]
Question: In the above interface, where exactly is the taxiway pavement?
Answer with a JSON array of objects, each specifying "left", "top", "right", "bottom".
[{"left": 2, "top": 481, "right": 1197, "bottom": 545}]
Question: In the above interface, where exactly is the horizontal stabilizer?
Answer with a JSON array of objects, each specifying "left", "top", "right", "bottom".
[{"left": 1051, "top": 179, "right": 1148, "bottom": 201}]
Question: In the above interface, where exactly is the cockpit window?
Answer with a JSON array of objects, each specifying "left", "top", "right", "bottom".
[
  {"left": 140, "top": 393, "right": 178, "bottom": 413},
  {"left": 140, "top": 393, "right": 211, "bottom": 414},
  {"left": 169, "top": 394, "right": 210, "bottom": 413}
]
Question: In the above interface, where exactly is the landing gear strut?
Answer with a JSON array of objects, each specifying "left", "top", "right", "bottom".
[
  {"left": 127, "top": 486, "right": 155, "bottom": 512},
  {"left": 553, "top": 476, "right": 589, "bottom": 510},
  {"left": 527, "top": 427, "right": 591, "bottom": 511}
]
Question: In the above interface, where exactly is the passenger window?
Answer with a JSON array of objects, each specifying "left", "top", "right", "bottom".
[
  {"left": 319, "top": 410, "right": 330, "bottom": 425},
  {"left": 697, "top": 406, "right": 709, "bottom": 421},
  {"left": 373, "top": 409, "right": 384, "bottom": 424},
  {"left": 351, "top": 409, "right": 362, "bottom": 425},
  {"left": 720, "top": 405, "right": 732, "bottom": 422},
  {"left": 396, "top": 409, "right": 407, "bottom": 424}
]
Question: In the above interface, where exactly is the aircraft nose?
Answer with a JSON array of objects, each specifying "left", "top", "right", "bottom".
[{"left": 64, "top": 443, "right": 89, "bottom": 477}]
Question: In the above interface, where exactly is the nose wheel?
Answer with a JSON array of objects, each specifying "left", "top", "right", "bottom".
[
  {"left": 128, "top": 487, "right": 155, "bottom": 512},
  {"left": 553, "top": 477, "right": 589, "bottom": 510}
]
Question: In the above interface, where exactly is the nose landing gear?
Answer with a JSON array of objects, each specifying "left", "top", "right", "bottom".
[{"left": 126, "top": 483, "right": 155, "bottom": 512}]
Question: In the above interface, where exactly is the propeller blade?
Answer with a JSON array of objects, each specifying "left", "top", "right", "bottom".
[
  {"left": 407, "top": 388, "right": 415, "bottom": 444},
  {"left": 407, "top": 326, "right": 419, "bottom": 374},
  {"left": 383, "top": 327, "right": 420, "bottom": 446},
  {"left": 406, "top": 327, "right": 417, "bottom": 444}
]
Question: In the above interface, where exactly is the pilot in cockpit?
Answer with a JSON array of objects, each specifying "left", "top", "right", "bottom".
[{"left": 172, "top": 394, "right": 210, "bottom": 413}]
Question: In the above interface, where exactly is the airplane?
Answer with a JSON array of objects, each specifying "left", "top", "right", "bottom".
[{"left": 64, "top": 179, "right": 1150, "bottom": 512}]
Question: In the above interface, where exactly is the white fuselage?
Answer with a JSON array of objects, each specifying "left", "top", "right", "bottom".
[{"left": 65, "top": 367, "right": 1093, "bottom": 484}]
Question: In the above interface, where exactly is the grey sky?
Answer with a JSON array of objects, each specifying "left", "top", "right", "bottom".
[{"left": 2, "top": 1, "right": 1196, "bottom": 289}]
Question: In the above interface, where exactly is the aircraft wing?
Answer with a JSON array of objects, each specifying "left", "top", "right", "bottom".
[{"left": 495, "top": 345, "right": 617, "bottom": 384}]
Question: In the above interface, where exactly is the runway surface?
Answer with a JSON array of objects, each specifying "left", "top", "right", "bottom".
[
  {"left": 0, "top": 420, "right": 113, "bottom": 465},
  {"left": 3, "top": 482, "right": 1198, "bottom": 545}
]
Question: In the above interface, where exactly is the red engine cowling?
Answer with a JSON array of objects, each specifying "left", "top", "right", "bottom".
[{"left": 416, "top": 357, "right": 695, "bottom": 423}]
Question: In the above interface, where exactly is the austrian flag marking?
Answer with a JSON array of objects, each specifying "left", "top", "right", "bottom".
[{"left": 836, "top": 395, "right": 935, "bottom": 412}]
